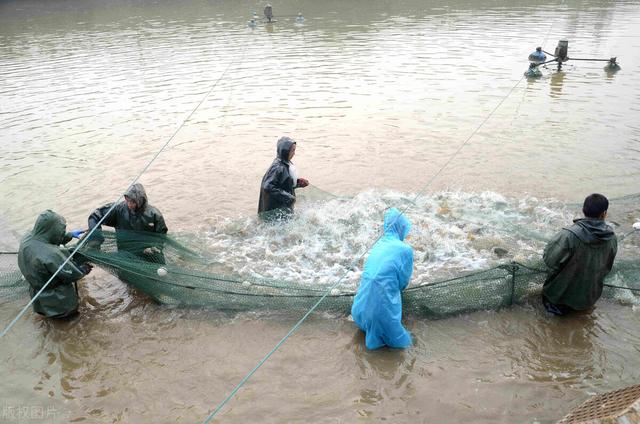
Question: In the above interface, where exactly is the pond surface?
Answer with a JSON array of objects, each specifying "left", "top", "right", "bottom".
[{"left": 1, "top": 0, "right": 639, "bottom": 422}]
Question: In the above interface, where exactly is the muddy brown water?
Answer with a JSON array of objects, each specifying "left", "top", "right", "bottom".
[{"left": 1, "top": 0, "right": 640, "bottom": 422}]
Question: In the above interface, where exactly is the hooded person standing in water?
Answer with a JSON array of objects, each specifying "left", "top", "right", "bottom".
[
  {"left": 352, "top": 208, "right": 414, "bottom": 350},
  {"left": 258, "top": 136, "right": 309, "bottom": 219},
  {"left": 18, "top": 210, "right": 93, "bottom": 318},
  {"left": 542, "top": 193, "right": 618, "bottom": 315}
]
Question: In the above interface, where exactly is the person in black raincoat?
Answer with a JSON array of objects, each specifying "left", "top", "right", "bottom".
[
  {"left": 542, "top": 193, "right": 618, "bottom": 315},
  {"left": 258, "top": 136, "right": 309, "bottom": 219},
  {"left": 86, "top": 183, "right": 168, "bottom": 262},
  {"left": 18, "top": 210, "right": 92, "bottom": 318}
]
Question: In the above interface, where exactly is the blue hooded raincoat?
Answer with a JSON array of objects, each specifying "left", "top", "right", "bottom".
[{"left": 351, "top": 208, "right": 414, "bottom": 350}]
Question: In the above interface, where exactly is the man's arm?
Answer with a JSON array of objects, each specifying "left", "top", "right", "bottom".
[
  {"left": 45, "top": 252, "right": 89, "bottom": 287},
  {"left": 398, "top": 246, "right": 414, "bottom": 291},
  {"left": 606, "top": 236, "right": 618, "bottom": 271},
  {"left": 154, "top": 211, "right": 168, "bottom": 234},
  {"left": 543, "top": 230, "right": 573, "bottom": 271},
  {"left": 88, "top": 203, "right": 118, "bottom": 230}
]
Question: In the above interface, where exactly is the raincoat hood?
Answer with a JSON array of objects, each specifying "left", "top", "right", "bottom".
[
  {"left": 32, "top": 210, "right": 67, "bottom": 245},
  {"left": 568, "top": 218, "right": 615, "bottom": 244},
  {"left": 383, "top": 208, "right": 411, "bottom": 241},
  {"left": 276, "top": 137, "right": 296, "bottom": 162},
  {"left": 124, "top": 183, "right": 148, "bottom": 212}
]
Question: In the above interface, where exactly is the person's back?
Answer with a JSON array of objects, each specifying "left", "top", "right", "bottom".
[
  {"left": 351, "top": 208, "right": 414, "bottom": 349},
  {"left": 18, "top": 210, "right": 91, "bottom": 318},
  {"left": 543, "top": 193, "right": 617, "bottom": 314}
]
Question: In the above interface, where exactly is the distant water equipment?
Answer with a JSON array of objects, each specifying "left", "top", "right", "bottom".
[
  {"left": 524, "top": 47, "right": 546, "bottom": 78},
  {"left": 605, "top": 57, "right": 621, "bottom": 73},
  {"left": 528, "top": 47, "right": 546, "bottom": 64},
  {"left": 248, "top": 6, "right": 305, "bottom": 28},
  {"left": 524, "top": 39, "right": 620, "bottom": 77},
  {"left": 524, "top": 63, "right": 543, "bottom": 78}
]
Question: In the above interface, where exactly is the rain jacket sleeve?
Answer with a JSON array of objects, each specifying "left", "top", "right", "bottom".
[
  {"left": 543, "top": 230, "right": 574, "bottom": 272},
  {"left": 88, "top": 202, "right": 118, "bottom": 230},
  {"left": 152, "top": 209, "right": 168, "bottom": 234},
  {"left": 87, "top": 203, "right": 120, "bottom": 247},
  {"left": 398, "top": 246, "right": 413, "bottom": 290},
  {"left": 44, "top": 250, "right": 86, "bottom": 287},
  {"left": 62, "top": 232, "right": 74, "bottom": 245},
  {"left": 26, "top": 248, "right": 84, "bottom": 317}
]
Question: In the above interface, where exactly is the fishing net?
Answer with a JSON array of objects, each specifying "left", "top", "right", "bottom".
[
  {"left": 73, "top": 230, "right": 640, "bottom": 317},
  {"left": 1, "top": 191, "right": 639, "bottom": 318},
  {"left": 0, "top": 253, "right": 27, "bottom": 303}
]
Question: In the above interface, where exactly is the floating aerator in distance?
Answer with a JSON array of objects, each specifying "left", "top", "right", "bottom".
[{"left": 524, "top": 39, "right": 620, "bottom": 76}]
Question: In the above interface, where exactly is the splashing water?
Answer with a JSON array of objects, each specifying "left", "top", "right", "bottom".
[{"left": 197, "top": 190, "right": 584, "bottom": 291}]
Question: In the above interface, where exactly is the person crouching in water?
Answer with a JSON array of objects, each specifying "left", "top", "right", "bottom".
[
  {"left": 86, "top": 183, "right": 168, "bottom": 263},
  {"left": 542, "top": 193, "right": 618, "bottom": 315},
  {"left": 351, "top": 208, "right": 414, "bottom": 349},
  {"left": 258, "top": 136, "right": 309, "bottom": 220},
  {"left": 18, "top": 210, "right": 93, "bottom": 319}
]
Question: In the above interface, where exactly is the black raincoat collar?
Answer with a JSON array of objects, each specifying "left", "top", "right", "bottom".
[{"left": 567, "top": 218, "right": 615, "bottom": 244}]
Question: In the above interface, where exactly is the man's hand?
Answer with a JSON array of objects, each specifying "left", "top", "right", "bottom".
[
  {"left": 296, "top": 178, "right": 309, "bottom": 188},
  {"left": 79, "top": 263, "right": 93, "bottom": 275},
  {"left": 70, "top": 229, "right": 86, "bottom": 239}
]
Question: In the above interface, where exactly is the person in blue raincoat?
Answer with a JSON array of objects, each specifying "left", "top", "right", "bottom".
[{"left": 351, "top": 208, "right": 414, "bottom": 350}]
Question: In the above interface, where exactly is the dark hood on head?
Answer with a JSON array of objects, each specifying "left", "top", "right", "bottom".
[
  {"left": 32, "top": 210, "right": 67, "bottom": 245},
  {"left": 124, "top": 183, "right": 148, "bottom": 211},
  {"left": 276, "top": 137, "right": 296, "bottom": 162},
  {"left": 568, "top": 218, "right": 616, "bottom": 244}
]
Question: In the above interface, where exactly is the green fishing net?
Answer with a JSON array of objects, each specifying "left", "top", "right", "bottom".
[
  {"left": 75, "top": 230, "right": 640, "bottom": 317},
  {"left": 1, "top": 191, "right": 639, "bottom": 318}
]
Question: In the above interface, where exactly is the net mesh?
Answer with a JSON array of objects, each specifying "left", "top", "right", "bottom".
[
  {"left": 0, "top": 253, "right": 27, "bottom": 303},
  {"left": 1, "top": 192, "right": 639, "bottom": 318}
]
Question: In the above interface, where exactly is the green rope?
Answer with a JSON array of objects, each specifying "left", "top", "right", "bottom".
[{"left": 604, "top": 283, "right": 640, "bottom": 293}]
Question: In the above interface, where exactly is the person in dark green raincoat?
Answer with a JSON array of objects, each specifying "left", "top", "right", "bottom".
[
  {"left": 86, "top": 183, "right": 167, "bottom": 262},
  {"left": 542, "top": 193, "right": 618, "bottom": 315},
  {"left": 18, "top": 210, "right": 92, "bottom": 318},
  {"left": 258, "top": 136, "right": 309, "bottom": 219}
]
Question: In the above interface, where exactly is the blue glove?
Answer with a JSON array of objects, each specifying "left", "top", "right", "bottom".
[{"left": 70, "top": 229, "right": 86, "bottom": 239}]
